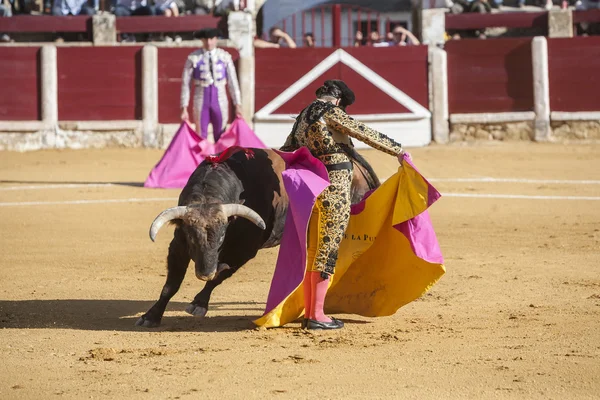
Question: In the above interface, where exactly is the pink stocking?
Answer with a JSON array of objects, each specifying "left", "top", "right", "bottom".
[
  {"left": 310, "top": 271, "right": 332, "bottom": 323},
  {"left": 302, "top": 270, "right": 312, "bottom": 319}
]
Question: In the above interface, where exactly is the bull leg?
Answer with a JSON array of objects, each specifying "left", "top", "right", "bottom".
[
  {"left": 185, "top": 266, "right": 238, "bottom": 318},
  {"left": 136, "top": 229, "right": 190, "bottom": 328}
]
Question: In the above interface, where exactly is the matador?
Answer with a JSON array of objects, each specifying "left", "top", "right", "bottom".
[
  {"left": 180, "top": 28, "right": 242, "bottom": 141},
  {"left": 281, "top": 80, "right": 405, "bottom": 330}
]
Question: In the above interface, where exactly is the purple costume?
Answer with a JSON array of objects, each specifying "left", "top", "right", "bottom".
[{"left": 180, "top": 48, "right": 242, "bottom": 141}]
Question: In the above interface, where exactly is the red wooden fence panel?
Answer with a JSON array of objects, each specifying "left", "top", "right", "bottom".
[
  {"left": 548, "top": 37, "right": 600, "bottom": 112},
  {"left": 0, "top": 47, "right": 41, "bottom": 121},
  {"left": 446, "top": 38, "right": 534, "bottom": 114},
  {"left": 345, "top": 46, "right": 429, "bottom": 110},
  {"left": 116, "top": 15, "right": 226, "bottom": 35},
  {"left": 157, "top": 47, "right": 240, "bottom": 124},
  {"left": 255, "top": 46, "right": 428, "bottom": 116},
  {"left": 445, "top": 11, "right": 547, "bottom": 30},
  {"left": 255, "top": 48, "right": 336, "bottom": 112},
  {"left": 573, "top": 9, "right": 600, "bottom": 24},
  {"left": 0, "top": 16, "right": 91, "bottom": 33},
  {"left": 57, "top": 47, "right": 142, "bottom": 121}
]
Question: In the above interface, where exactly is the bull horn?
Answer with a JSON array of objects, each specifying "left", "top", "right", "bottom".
[
  {"left": 149, "top": 206, "right": 188, "bottom": 242},
  {"left": 221, "top": 204, "right": 266, "bottom": 230}
]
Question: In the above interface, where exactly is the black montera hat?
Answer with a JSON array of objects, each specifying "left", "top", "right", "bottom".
[
  {"left": 194, "top": 28, "right": 222, "bottom": 39},
  {"left": 325, "top": 79, "right": 355, "bottom": 108}
]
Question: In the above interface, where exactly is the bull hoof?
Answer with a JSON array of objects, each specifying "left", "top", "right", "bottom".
[
  {"left": 135, "top": 316, "right": 161, "bottom": 328},
  {"left": 185, "top": 304, "right": 208, "bottom": 318}
]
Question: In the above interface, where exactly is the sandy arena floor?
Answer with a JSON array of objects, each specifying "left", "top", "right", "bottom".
[{"left": 1, "top": 142, "right": 599, "bottom": 399}]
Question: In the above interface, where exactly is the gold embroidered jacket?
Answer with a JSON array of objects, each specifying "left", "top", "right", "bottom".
[{"left": 281, "top": 100, "right": 403, "bottom": 166}]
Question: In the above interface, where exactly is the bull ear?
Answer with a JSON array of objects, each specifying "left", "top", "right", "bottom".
[{"left": 149, "top": 206, "right": 188, "bottom": 242}]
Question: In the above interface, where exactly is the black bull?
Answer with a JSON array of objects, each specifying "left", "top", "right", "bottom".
[{"left": 136, "top": 148, "right": 380, "bottom": 328}]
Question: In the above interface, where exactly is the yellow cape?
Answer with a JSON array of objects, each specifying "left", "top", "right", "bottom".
[{"left": 255, "top": 164, "right": 445, "bottom": 328}]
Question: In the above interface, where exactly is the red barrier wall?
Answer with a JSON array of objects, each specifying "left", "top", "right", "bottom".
[
  {"left": 157, "top": 47, "right": 239, "bottom": 124},
  {"left": 57, "top": 47, "right": 142, "bottom": 121},
  {"left": 548, "top": 37, "right": 600, "bottom": 112},
  {"left": 0, "top": 47, "right": 41, "bottom": 121},
  {"left": 255, "top": 48, "right": 333, "bottom": 112},
  {"left": 446, "top": 38, "right": 534, "bottom": 114},
  {"left": 255, "top": 47, "right": 428, "bottom": 115}
]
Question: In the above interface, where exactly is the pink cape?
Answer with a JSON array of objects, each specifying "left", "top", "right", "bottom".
[{"left": 144, "top": 118, "right": 267, "bottom": 189}]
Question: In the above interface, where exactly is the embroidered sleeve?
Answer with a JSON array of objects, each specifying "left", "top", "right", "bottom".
[
  {"left": 224, "top": 52, "right": 242, "bottom": 106},
  {"left": 324, "top": 107, "right": 403, "bottom": 156},
  {"left": 180, "top": 55, "right": 194, "bottom": 108}
]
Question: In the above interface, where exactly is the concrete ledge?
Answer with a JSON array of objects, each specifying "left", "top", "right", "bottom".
[
  {"left": 0, "top": 121, "right": 48, "bottom": 131},
  {"left": 551, "top": 112, "right": 600, "bottom": 121},
  {"left": 255, "top": 113, "right": 429, "bottom": 123},
  {"left": 450, "top": 112, "right": 536, "bottom": 124},
  {"left": 58, "top": 120, "right": 142, "bottom": 131}
]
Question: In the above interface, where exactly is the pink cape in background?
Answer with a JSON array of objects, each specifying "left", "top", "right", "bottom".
[{"left": 144, "top": 118, "right": 267, "bottom": 189}]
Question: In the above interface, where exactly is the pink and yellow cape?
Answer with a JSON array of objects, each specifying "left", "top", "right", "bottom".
[{"left": 255, "top": 148, "right": 445, "bottom": 328}]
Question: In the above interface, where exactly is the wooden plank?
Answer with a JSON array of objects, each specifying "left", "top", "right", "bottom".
[
  {"left": 57, "top": 47, "right": 143, "bottom": 121},
  {"left": 157, "top": 47, "right": 240, "bottom": 124},
  {"left": 0, "top": 47, "right": 41, "bottom": 121},
  {"left": 0, "top": 16, "right": 90, "bottom": 33},
  {"left": 445, "top": 12, "right": 547, "bottom": 30},
  {"left": 548, "top": 37, "right": 600, "bottom": 112},
  {"left": 573, "top": 9, "right": 600, "bottom": 24},
  {"left": 116, "top": 15, "right": 224, "bottom": 34},
  {"left": 446, "top": 38, "right": 534, "bottom": 114}
]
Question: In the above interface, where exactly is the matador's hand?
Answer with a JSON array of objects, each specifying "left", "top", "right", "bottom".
[
  {"left": 398, "top": 150, "right": 409, "bottom": 166},
  {"left": 180, "top": 108, "right": 189, "bottom": 121},
  {"left": 235, "top": 104, "right": 243, "bottom": 118}
]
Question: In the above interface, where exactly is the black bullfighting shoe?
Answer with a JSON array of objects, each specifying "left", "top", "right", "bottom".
[
  {"left": 306, "top": 317, "right": 344, "bottom": 330},
  {"left": 301, "top": 319, "right": 308, "bottom": 329}
]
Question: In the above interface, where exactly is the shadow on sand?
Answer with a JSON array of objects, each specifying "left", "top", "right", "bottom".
[
  {"left": 0, "top": 299, "right": 265, "bottom": 333},
  {"left": 0, "top": 180, "right": 145, "bottom": 188}
]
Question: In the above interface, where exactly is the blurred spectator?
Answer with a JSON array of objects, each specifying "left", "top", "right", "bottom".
[
  {"left": 445, "top": 31, "right": 462, "bottom": 40},
  {"left": 303, "top": 32, "right": 314, "bottom": 48},
  {"left": 1, "top": 0, "right": 11, "bottom": 43},
  {"left": 450, "top": 0, "right": 493, "bottom": 13},
  {"left": 52, "top": 0, "right": 96, "bottom": 15},
  {"left": 114, "top": 0, "right": 155, "bottom": 16},
  {"left": 369, "top": 30, "right": 388, "bottom": 47},
  {"left": 213, "top": 0, "right": 239, "bottom": 14},
  {"left": 267, "top": 26, "right": 296, "bottom": 48},
  {"left": 52, "top": 0, "right": 97, "bottom": 42},
  {"left": 154, "top": 0, "right": 181, "bottom": 43},
  {"left": 254, "top": 37, "right": 279, "bottom": 48},
  {"left": 114, "top": 0, "right": 156, "bottom": 42},
  {"left": 390, "top": 26, "right": 420, "bottom": 46},
  {"left": 353, "top": 30, "right": 364, "bottom": 46},
  {"left": 188, "top": 0, "right": 212, "bottom": 14},
  {"left": 6, "top": 0, "right": 37, "bottom": 14},
  {"left": 154, "top": 0, "right": 178, "bottom": 16},
  {"left": 371, "top": 31, "right": 399, "bottom": 47}
]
